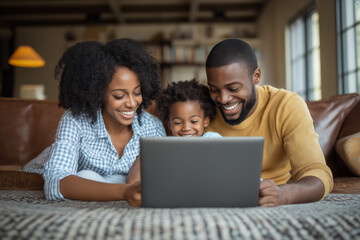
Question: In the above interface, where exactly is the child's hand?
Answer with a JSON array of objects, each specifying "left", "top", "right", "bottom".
[{"left": 125, "top": 181, "right": 142, "bottom": 207}]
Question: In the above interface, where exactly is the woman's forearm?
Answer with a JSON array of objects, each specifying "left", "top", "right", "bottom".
[
  {"left": 126, "top": 156, "right": 141, "bottom": 184},
  {"left": 60, "top": 175, "right": 129, "bottom": 201}
]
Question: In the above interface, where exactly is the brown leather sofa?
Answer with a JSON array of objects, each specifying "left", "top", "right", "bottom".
[
  {"left": 306, "top": 93, "right": 360, "bottom": 193},
  {"left": 0, "top": 94, "right": 359, "bottom": 193}
]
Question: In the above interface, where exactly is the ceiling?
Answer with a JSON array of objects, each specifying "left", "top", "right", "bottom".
[{"left": 0, "top": 0, "right": 268, "bottom": 27}]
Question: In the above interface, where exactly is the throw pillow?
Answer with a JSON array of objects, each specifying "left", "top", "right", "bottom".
[
  {"left": 335, "top": 132, "right": 360, "bottom": 176},
  {"left": 22, "top": 146, "right": 51, "bottom": 174}
]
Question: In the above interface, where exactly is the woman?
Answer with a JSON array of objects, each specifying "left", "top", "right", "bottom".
[{"left": 43, "top": 38, "right": 165, "bottom": 206}]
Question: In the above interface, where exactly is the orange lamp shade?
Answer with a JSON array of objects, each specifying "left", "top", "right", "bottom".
[{"left": 8, "top": 46, "right": 45, "bottom": 68}]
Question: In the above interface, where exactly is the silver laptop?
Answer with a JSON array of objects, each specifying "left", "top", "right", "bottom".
[{"left": 140, "top": 137, "right": 264, "bottom": 208}]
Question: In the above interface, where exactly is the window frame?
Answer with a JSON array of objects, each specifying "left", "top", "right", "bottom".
[
  {"left": 288, "top": 6, "right": 322, "bottom": 100},
  {"left": 336, "top": 0, "right": 360, "bottom": 94}
]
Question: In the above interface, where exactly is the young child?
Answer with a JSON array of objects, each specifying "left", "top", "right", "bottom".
[{"left": 156, "top": 79, "right": 221, "bottom": 137}]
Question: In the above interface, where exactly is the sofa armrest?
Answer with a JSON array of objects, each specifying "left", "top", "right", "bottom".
[{"left": 0, "top": 170, "right": 44, "bottom": 190}]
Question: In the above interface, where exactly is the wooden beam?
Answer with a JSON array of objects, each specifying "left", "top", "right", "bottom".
[
  {"left": 189, "top": 0, "right": 198, "bottom": 22},
  {"left": 106, "top": 0, "right": 124, "bottom": 23}
]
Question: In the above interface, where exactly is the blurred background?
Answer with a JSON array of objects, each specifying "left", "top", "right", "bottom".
[{"left": 0, "top": 0, "right": 359, "bottom": 100}]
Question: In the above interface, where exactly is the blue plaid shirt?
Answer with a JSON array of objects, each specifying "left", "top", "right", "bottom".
[{"left": 44, "top": 109, "right": 166, "bottom": 200}]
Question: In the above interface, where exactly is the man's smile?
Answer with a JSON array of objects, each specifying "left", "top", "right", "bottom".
[{"left": 219, "top": 102, "right": 242, "bottom": 115}]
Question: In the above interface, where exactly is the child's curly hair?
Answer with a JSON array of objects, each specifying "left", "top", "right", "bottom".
[
  {"left": 55, "top": 38, "right": 160, "bottom": 124},
  {"left": 156, "top": 79, "right": 216, "bottom": 123}
]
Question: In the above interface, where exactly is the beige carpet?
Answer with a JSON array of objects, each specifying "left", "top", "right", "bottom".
[{"left": 0, "top": 190, "right": 359, "bottom": 239}]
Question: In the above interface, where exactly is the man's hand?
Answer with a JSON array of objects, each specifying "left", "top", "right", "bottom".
[
  {"left": 125, "top": 181, "right": 142, "bottom": 207},
  {"left": 259, "top": 179, "right": 288, "bottom": 207},
  {"left": 259, "top": 176, "right": 325, "bottom": 207}
]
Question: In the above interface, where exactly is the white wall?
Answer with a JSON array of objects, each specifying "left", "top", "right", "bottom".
[{"left": 258, "top": 0, "right": 338, "bottom": 97}]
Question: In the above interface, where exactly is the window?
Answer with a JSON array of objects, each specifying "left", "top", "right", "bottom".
[
  {"left": 337, "top": 0, "right": 360, "bottom": 94},
  {"left": 289, "top": 10, "right": 321, "bottom": 100}
]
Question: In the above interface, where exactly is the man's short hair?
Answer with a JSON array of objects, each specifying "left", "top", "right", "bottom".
[{"left": 206, "top": 38, "right": 258, "bottom": 75}]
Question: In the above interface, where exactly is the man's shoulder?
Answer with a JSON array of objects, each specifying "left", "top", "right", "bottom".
[
  {"left": 258, "top": 85, "right": 298, "bottom": 99},
  {"left": 257, "top": 85, "right": 310, "bottom": 125},
  {"left": 257, "top": 85, "right": 302, "bottom": 107}
]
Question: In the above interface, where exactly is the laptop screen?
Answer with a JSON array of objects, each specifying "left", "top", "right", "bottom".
[{"left": 140, "top": 137, "right": 264, "bottom": 208}]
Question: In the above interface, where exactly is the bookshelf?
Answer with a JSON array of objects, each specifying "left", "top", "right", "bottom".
[{"left": 145, "top": 37, "right": 260, "bottom": 88}]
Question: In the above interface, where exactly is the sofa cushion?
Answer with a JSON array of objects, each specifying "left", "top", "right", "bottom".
[
  {"left": 335, "top": 132, "right": 360, "bottom": 176},
  {"left": 306, "top": 94, "right": 359, "bottom": 175}
]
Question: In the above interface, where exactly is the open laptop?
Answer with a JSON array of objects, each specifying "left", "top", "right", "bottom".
[{"left": 140, "top": 136, "right": 264, "bottom": 208}]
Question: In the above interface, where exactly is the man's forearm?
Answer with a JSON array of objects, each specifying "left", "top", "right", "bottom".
[{"left": 280, "top": 176, "right": 325, "bottom": 204}]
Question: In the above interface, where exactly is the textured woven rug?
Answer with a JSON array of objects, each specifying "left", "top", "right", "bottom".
[{"left": 0, "top": 190, "right": 359, "bottom": 240}]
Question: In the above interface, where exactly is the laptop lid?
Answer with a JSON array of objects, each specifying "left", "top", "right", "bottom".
[{"left": 140, "top": 137, "right": 264, "bottom": 208}]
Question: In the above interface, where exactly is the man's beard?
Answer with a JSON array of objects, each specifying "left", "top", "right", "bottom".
[{"left": 220, "top": 85, "right": 257, "bottom": 126}]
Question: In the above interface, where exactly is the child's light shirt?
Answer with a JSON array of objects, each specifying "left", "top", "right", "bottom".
[{"left": 202, "top": 131, "right": 222, "bottom": 138}]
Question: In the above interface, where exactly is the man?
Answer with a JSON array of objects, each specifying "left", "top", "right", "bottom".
[{"left": 205, "top": 39, "right": 333, "bottom": 207}]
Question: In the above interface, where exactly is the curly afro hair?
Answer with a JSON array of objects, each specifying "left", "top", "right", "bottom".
[
  {"left": 55, "top": 38, "right": 160, "bottom": 124},
  {"left": 156, "top": 79, "right": 216, "bottom": 123}
]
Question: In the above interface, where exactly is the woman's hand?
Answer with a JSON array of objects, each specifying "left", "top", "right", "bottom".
[{"left": 125, "top": 181, "right": 142, "bottom": 207}]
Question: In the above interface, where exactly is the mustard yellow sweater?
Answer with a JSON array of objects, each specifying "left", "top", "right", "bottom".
[{"left": 206, "top": 85, "right": 333, "bottom": 198}]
